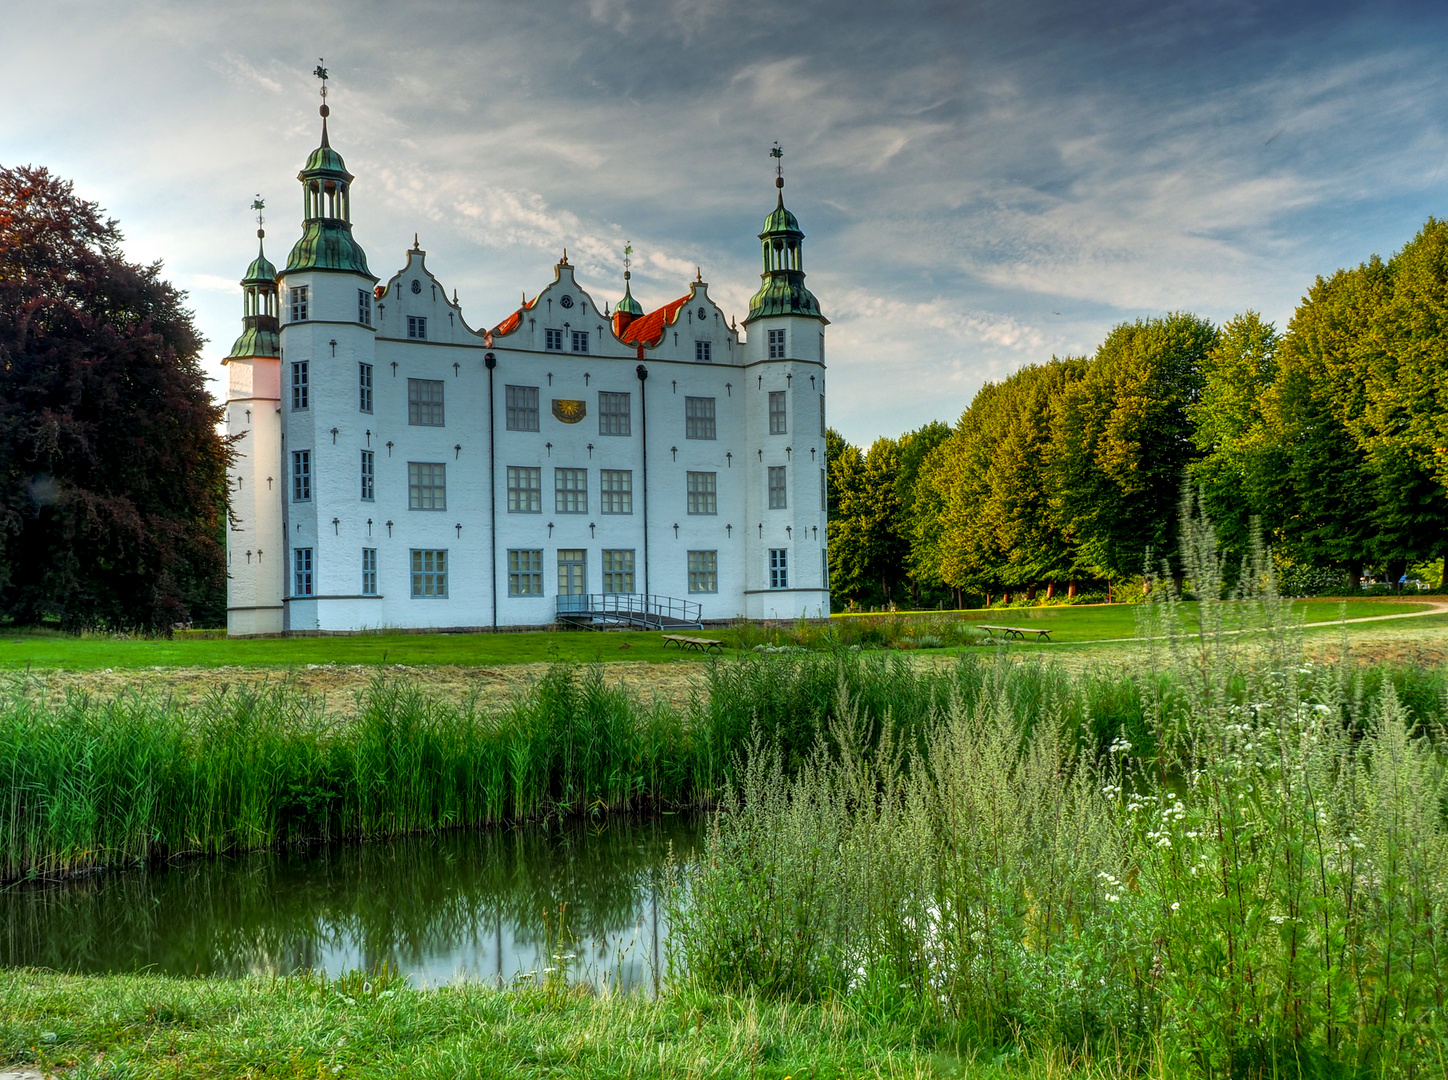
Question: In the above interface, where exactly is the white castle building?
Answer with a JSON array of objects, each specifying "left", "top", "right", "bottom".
[{"left": 223, "top": 96, "right": 830, "bottom": 634}]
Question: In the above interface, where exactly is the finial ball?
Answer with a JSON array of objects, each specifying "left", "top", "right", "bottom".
[
  {"left": 320, "top": 104, "right": 330, "bottom": 118},
  {"left": 776, "top": 176, "right": 784, "bottom": 189},
  {"left": 257, "top": 228, "right": 265, "bottom": 239}
]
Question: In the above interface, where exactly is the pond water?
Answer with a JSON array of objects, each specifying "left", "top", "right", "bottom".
[{"left": 0, "top": 816, "right": 702, "bottom": 991}]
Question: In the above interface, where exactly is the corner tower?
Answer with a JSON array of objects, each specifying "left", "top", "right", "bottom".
[
  {"left": 741, "top": 146, "right": 830, "bottom": 619},
  {"left": 224, "top": 201, "right": 285, "bottom": 635},
  {"left": 275, "top": 64, "right": 380, "bottom": 632}
]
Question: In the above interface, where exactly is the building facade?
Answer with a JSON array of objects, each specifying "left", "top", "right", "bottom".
[{"left": 224, "top": 103, "right": 829, "bottom": 634}]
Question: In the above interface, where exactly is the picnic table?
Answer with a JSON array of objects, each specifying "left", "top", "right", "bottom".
[
  {"left": 662, "top": 634, "right": 725, "bottom": 655},
  {"left": 977, "top": 624, "right": 1055, "bottom": 643}
]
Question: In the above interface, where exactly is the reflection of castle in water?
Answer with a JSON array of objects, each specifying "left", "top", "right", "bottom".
[{"left": 0, "top": 819, "right": 696, "bottom": 991}]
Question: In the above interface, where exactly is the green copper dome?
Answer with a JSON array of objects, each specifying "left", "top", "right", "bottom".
[
  {"left": 284, "top": 116, "right": 375, "bottom": 279},
  {"left": 616, "top": 276, "right": 644, "bottom": 317},
  {"left": 229, "top": 323, "right": 280, "bottom": 359},
  {"left": 230, "top": 236, "right": 280, "bottom": 359},
  {"left": 243, "top": 242, "right": 277, "bottom": 284},
  {"left": 746, "top": 187, "right": 825, "bottom": 324}
]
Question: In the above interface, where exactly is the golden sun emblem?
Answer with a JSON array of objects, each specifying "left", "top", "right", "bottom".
[{"left": 552, "top": 399, "right": 586, "bottom": 424}]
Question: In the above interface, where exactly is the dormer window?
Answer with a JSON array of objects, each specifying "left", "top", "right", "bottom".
[{"left": 407, "top": 316, "right": 427, "bottom": 340}]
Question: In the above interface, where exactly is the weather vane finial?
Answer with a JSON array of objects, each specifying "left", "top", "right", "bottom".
[
  {"left": 251, "top": 195, "right": 265, "bottom": 238},
  {"left": 623, "top": 242, "right": 633, "bottom": 280},
  {"left": 314, "top": 59, "right": 331, "bottom": 121},
  {"left": 770, "top": 142, "right": 784, "bottom": 190}
]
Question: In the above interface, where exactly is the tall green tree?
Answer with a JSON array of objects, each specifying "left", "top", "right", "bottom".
[
  {"left": 0, "top": 165, "right": 230, "bottom": 629},
  {"left": 828, "top": 437, "right": 908, "bottom": 607},
  {"left": 1049, "top": 313, "right": 1217, "bottom": 581}
]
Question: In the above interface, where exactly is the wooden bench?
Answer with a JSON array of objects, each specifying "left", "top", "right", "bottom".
[
  {"left": 661, "top": 634, "right": 725, "bottom": 655},
  {"left": 977, "top": 624, "right": 1055, "bottom": 643}
]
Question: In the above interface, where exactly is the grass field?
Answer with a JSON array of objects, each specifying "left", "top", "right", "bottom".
[{"left": 0, "top": 597, "right": 1433, "bottom": 671}]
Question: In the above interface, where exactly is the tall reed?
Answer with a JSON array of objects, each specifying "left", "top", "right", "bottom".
[{"left": 673, "top": 501, "right": 1448, "bottom": 1076}]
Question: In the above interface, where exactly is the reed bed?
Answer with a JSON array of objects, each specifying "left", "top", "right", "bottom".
[{"left": 673, "top": 510, "right": 1448, "bottom": 1077}]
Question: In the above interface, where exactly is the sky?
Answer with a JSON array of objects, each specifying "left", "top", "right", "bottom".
[{"left": 5, "top": 0, "right": 1448, "bottom": 446}]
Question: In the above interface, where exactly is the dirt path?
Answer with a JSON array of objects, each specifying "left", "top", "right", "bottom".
[{"left": 1072, "top": 598, "right": 1448, "bottom": 646}]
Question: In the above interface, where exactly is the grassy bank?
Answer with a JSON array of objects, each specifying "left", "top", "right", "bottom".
[{"left": 0, "top": 968, "right": 1154, "bottom": 1079}]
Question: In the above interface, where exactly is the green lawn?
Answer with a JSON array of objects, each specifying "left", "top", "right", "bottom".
[{"left": 0, "top": 598, "right": 1432, "bottom": 671}]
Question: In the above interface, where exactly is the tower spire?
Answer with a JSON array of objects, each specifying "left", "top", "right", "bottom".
[
  {"left": 284, "top": 63, "right": 373, "bottom": 278},
  {"left": 613, "top": 241, "right": 643, "bottom": 337},
  {"left": 745, "top": 143, "right": 826, "bottom": 324},
  {"left": 230, "top": 196, "right": 280, "bottom": 360},
  {"left": 314, "top": 59, "right": 331, "bottom": 145}
]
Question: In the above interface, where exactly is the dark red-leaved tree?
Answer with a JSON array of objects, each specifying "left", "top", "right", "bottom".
[{"left": 0, "top": 165, "right": 230, "bottom": 630}]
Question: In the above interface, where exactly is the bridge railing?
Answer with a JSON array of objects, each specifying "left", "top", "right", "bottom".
[{"left": 555, "top": 593, "right": 702, "bottom": 626}]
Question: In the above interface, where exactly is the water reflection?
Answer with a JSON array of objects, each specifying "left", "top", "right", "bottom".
[{"left": 0, "top": 816, "right": 699, "bottom": 991}]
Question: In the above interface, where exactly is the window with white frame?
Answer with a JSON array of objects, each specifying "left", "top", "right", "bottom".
[
  {"left": 695, "top": 340, "right": 711, "bottom": 362},
  {"left": 602, "top": 549, "right": 635, "bottom": 594},
  {"left": 359, "top": 362, "right": 373, "bottom": 413},
  {"left": 360, "top": 450, "right": 374, "bottom": 501},
  {"left": 600, "top": 469, "right": 632, "bottom": 514},
  {"left": 289, "top": 285, "right": 309, "bottom": 323},
  {"left": 545, "top": 328, "right": 563, "bottom": 351},
  {"left": 571, "top": 330, "right": 589, "bottom": 353},
  {"left": 410, "top": 549, "right": 447, "bottom": 597},
  {"left": 769, "top": 391, "right": 786, "bottom": 434},
  {"left": 508, "top": 549, "right": 544, "bottom": 596},
  {"left": 555, "top": 468, "right": 587, "bottom": 513},
  {"left": 407, "top": 315, "right": 427, "bottom": 340},
  {"left": 685, "top": 396, "right": 716, "bottom": 440},
  {"left": 688, "top": 550, "right": 718, "bottom": 594},
  {"left": 408, "top": 461, "right": 446, "bottom": 510},
  {"left": 293, "top": 548, "right": 313, "bottom": 596},
  {"left": 507, "top": 466, "right": 541, "bottom": 513},
  {"left": 291, "top": 361, "right": 308, "bottom": 410},
  {"left": 408, "top": 378, "right": 444, "bottom": 426},
  {"left": 686, "top": 471, "right": 717, "bottom": 515},
  {"left": 768, "top": 466, "right": 787, "bottom": 509},
  {"left": 362, "top": 548, "right": 377, "bottom": 595},
  {"left": 506, "top": 385, "right": 539, "bottom": 431},
  {"left": 599, "top": 392, "right": 630, "bottom": 436},
  {"left": 767, "top": 328, "right": 785, "bottom": 358},
  {"left": 769, "top": 548, "right": 788, "bottom": 589},
  {"left": 292, "top": 450, "right": 311, "bottom": 501},
  {"left": 358, "top": 288, "right": 372, "bottom": 326}
]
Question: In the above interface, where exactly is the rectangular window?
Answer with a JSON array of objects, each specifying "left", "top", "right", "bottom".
[
  {"left": 770, "top": 548, "right": 789, "bottom": 589},
  {"left": 686, "top": 471, "right": 717, "bottom": 515},
  {"left": 819, "top": 393, "right": 826, "bottom": 437},
  {"left": 410, "top": 549, "right": 447, "bottom": 597},
  {"left": 599, "top": 392, "right": 631, "bottom": 436},
  {"left": 819, "top": 333, "right": 825, "bottom": 363},
  {"left": 505, "top": 385, "right": 540, "bottom": 431},
  {"left": 508, "top": 549, "right": 544, "bottom": 596},
  {"left": 358, "top": 288, "right": 372, "bottom": 326},
  {"left": 545, "top": 328, "right": 563, "bottom": 351},
  {"left": 557, "top": 548, "right": 586, "bottom": 596},
  {"left": 768, "top": 466, "right": 787, "bottom": 509},
  {"left": 362, "top": 547, "right": 377, "bottom": 596},
  {"left": 602, "top": 549, "right": 635, "bottom": 594},
  {"left": 822, "top": 548, "right": 829, "bottom": 588},
  {"left": 685, "top": 396, "right": 716, "bottom": 440},
  {"left": 407, "top": 315, "right": 427, "bottom": 340},
  {"left": 555, "top": 467, "right": 587, "bottom": 514},
  {"left": 293, "top": 547, "right": 313, "bottom": 596},
  {"left": 408, "top": 378, "right": 445, "bottom": 426},
  {"left": 695, "top": 340, "right": 711, "bottom": 362},
  {"left": 768, "top": 327, "right": 785, "bottom": 359},
  {"left": 359, "top": 362, "right": 373, "bottom": 413},
  {"left": 599, "top": 469, "right": 632, "bottom": 514},
  {"left": 571, "top": 330, "right": 589, "bottom": 353},
  {"left": 360, "top": 449, "right": 375, "bottom": 501},
  {"left": 289, "top": 285, "right": 309, "bottom": 323},
  {"left": 769, "top": 390, "right": 787, "bottom": 434},
  {"left": 688, "top": 550, "right": 718, "bottom": 594},
  {"left": 291, "top": 361, "right": 308, "bottom": 410},
  {"left": 408, "top": 461, "right": 446, "bottom": 511},
  {"left": 291, "top": 449, "right": 311, "bottom": 501},
  {"left": 820, "top": 468, "right": 827, "bottom": 512},
  {"left": 507, "top": 466, "right": 542, "bottom": 513}
]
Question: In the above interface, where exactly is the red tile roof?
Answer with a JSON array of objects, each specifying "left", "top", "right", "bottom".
[
  {"left": 620, "top": 295, "right": 691, "bottom": 347},
  {"left": 490, "top": 294, "right": 539, "bottom": 337}
]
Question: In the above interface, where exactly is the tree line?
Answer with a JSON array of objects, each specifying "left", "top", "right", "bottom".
[{"left": 828, "top": 217, "right": 1448, "bottom": 609}]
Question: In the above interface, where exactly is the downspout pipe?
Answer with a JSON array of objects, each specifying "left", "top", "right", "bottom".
[
  {"left": 485, "top": 352, "right": 498, "bottom": 630},
  {"left": 636, "top": 363, "right": 649, "bottom": 599}
]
